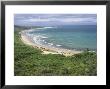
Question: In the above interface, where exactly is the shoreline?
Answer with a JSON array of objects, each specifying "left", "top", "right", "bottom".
[{"left": 20, "top": 29, "right": 82, "bottom": 56}]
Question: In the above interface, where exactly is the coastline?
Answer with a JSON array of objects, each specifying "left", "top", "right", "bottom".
[{"left": 20, "top": 29, "right": 82, "bottom": 56}]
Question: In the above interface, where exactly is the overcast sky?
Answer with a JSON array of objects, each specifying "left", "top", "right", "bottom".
[{"left": 14, "top": 14, "right": 97, "bottom": 26}]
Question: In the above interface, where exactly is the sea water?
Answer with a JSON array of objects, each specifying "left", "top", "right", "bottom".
[{"left": 27, "top": 25, "right": 97, "bottom": 51}]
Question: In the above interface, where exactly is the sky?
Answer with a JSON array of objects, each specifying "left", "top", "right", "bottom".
[{"left": 14, "top": 14, "right": 97, "bottom": 26}]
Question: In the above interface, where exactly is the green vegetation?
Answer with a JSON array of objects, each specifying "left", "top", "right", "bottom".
[{"left": 14, "top": 28, "right": 97, "bottom": 76}]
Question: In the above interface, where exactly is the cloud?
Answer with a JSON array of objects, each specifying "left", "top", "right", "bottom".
[
  {"left": 14, "top": 14, "right": 97, "bottom": 26},
  {"left": 23, "top": 18, "right": 50, "bottom": 22},
  {"left": 59, "top": 18, "right": 86, "bottom": 22},
  {"left": 22, "top": 17, "right": 96, "bottom": 23}
]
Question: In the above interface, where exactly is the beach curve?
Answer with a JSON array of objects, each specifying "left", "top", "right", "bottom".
[{"left": 20, "top": 29, "right": 82, "bottom": 56}]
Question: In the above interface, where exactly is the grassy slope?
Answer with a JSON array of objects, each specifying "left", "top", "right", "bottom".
[{"left": 14, "top": 29, "right": 97, "bottom": 76}]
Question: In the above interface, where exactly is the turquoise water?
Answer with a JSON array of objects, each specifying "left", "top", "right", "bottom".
[{"left": 28, "top": 25, "right": 97, "bottom": 51}]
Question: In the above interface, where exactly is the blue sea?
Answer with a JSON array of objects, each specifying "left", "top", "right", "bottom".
[{"left": 27, "top": 25, "right": 97, "bottom": 51}]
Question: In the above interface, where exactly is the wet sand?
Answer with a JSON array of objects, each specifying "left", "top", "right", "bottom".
[{"left": 20, "top": 30, "right": 82, "bottom": 56}]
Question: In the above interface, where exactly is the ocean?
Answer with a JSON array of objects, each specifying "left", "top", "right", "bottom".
[{"left": 26, "top": 25, "right": 97, "bottom": 51}]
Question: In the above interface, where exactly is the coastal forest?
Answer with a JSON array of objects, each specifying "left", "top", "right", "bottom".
[{"left": 14, "top": 26, "right": 97, "bottom": 76}]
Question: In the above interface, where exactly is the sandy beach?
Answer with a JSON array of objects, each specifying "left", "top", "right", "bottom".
[{"left": 20, "top": 30, "right": 82, "bottom": 56}]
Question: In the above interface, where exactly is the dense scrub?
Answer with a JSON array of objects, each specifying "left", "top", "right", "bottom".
[{"left": 14, "top": 29, "right": 97, "bottom": 76}]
